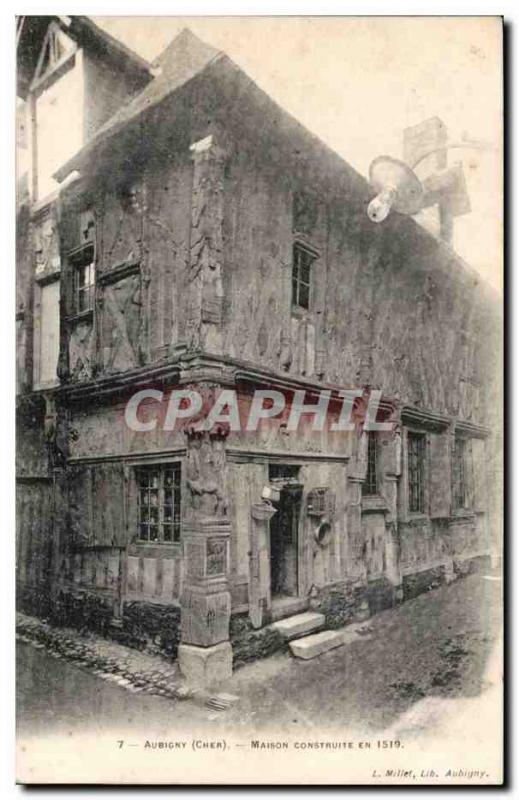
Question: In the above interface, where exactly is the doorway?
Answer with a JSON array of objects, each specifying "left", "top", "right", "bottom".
[{"left": 268, "top": 465, "right": 302, "bottom": 599}]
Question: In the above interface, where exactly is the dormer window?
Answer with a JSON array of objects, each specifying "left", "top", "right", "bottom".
[{"left": 292, "top": 242, "right": 316, "bottom": 310}]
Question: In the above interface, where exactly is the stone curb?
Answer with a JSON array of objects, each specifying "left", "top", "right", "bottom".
[{"left": 16, "top": 613, "right": 197, "bottom": 703}]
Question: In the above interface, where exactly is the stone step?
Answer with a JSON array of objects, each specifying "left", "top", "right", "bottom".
[
  {"left": 289, "top": 629, "right": 345, "bottom": 659},
  {"left": 289, "top": 624, "right": 371, "bottom": 660},
  {"left": 271, "top": 612, "right": 326, "bottom": 641}
]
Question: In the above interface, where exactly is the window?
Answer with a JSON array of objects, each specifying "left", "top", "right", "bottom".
[
  {"left": 452, "top": 437, "right": 472, "bottom": 509},
  {"left": 71, "top": 245, "right": 95, "bottom": 314},
  {"left": 136, "top": 464, "right": 181, "bottom": 543},
  {"left": 269, "top": 464, "right": 300, "bottom": 481},
  {"left": 292, "top": 243, "right": 315, "bottom": 310},
  {"left": 362, "top": 431, "right": 379, "bottom": 496},
  {"left": 408, "top": 432, "right": 426, "bottom": 513}
]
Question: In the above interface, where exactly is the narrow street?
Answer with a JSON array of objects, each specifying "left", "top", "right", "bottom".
[{"left": 17, "top": 573, "right": 502, "bottom": 743}]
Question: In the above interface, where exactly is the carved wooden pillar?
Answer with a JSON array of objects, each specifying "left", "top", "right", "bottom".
[
  {"left": 379, "top": 423, "right": 403, "bottom": 596},
  {"left": 249, "top": 500, "right": 277, "bottom": 629},
  {"left": 347, "top": 430, "right": 368, "bottom": 581},
  {"left": 185, "top": 135, "right": 226, "bottom": 354},
  {"left": 178, "top": 427, "right": 233, "bottom": 686},
  {"left": 278, "top": 259, "right": 293, "bottom": 371},
  {"left": 346, "top": 478, "right": 367, "bottom": 581}
]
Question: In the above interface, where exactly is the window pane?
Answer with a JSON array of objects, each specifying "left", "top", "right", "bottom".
[
  {"left": 73, "top": 247, "right": 95, "bottom": 314},
  {"left": 452, "top": 437, "right": 467, "bottom": 508},
  {"left": 77, "top": 288, "right": 86, "bottom": 312},
  {"left": 292, "top": 244, "right": 315, "bottom": 309},
  {"left": 299, "top": 283, "right": 309, "bottom": 309},
  {"left": 136, "top": 464, "right": 181, "bottom": 544},
  {"left": 408, "top": 433, "right": 425, "bottom": 513},
  {"left": 300, "top": 255, "right": 311, "bottom": 284},
  {"left": 292, "top": 277, "right": 299, "bottom": 306},
  {"left": 363, "top": 432, "right": 378, "bottom": 495}
]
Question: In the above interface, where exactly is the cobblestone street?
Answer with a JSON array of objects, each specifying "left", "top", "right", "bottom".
[{"left": 17, "top": 572, "right": 502, "bottom": 743}]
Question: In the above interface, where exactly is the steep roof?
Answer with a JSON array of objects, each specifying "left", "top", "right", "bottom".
[
  {"left": 55, "top": 28, "right": 222, "bottom": 180},
  {"left": 17, "top": 15, "right": 152, "bottom": 99}
]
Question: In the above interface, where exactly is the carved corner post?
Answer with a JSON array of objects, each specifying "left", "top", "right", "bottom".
[
  {"left": 379, "top": 418, "right": 404, "bottom": 600},
  {"left": 347, "top": 431, "right": 369, "bottom": 582},
  {"left": 185, "top": 135, "right": 226, "bottom": 355},
  {"left": 248, "top": 499, "right": 277, "bottom": 629},
  {"left": 178, "top": 426, "right": 233, "bottom": 687},
  {"left": 278, "top": 258, "right": 293, "bottom": 372}
]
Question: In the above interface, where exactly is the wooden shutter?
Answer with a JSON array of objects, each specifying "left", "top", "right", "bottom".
[
  {"left": 428, "top": 431, "right": 451, "bottom": 518},
  {"left": 68, "top": 466, "right": 93, "bottom": 548},
  {"left": 91, "top": 463, "right": 127, "bottom": 547}
]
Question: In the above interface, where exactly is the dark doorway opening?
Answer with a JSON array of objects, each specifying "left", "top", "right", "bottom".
[{"left": 268, "top": 465, "right": 302, "bottom": 599}]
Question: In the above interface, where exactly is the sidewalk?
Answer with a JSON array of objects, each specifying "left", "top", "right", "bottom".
[
  {"left": 17, "top": 570, "right": 502, "bottom": 733},
  {"left": 16, "top": 612, "right": 190, "bottom": 701}
]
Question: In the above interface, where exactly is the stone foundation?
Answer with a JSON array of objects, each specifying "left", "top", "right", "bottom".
[
  {"left": 403, "top": 554, "right": 491, "bottom": 601},
  {"left": 402, "top": 566, "right": 445, "bottom": 600},
  {"left": 17, "top": 581, "right": 53, "bottom": 621},
  {"left": 230, "top": 613, "right": 286, "bottom": 668},
  {"left": 121, "top": 601, "right": 181, "bottom": 657},
  {"left": 49, "top": 588, "right": 115, "bottom": 634},
  {"left": 310, "top": 580, "right": 370, "bottom": 629},
  {"left": 366, "top": 577, "right": 399, "bottom": 615},
  {"left": 453, "top": 554, "right": 491, "bottom": 578},
  {"left": 34, "top": 591, "right": 182, "bottom": 658},
  {"left": 178, "top": 641, "right": 233, "bottom": 687}
]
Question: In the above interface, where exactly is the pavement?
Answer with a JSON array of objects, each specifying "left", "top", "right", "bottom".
[{"left": 17, "top": 571, "right": 503, "bottom": 741}]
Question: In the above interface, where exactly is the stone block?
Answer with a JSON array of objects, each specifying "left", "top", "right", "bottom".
[
  {"left": 289, "top": 629, "right": 346, "bottom": 660},
  {"left": 181, "top": 588, "right": 231, "bottom": 647},
  {"left": 272, "top": 612, "right": 325, "bottom": 641},
  {"left": 178, "top": 641, "right": 233, "bottom": 687}
]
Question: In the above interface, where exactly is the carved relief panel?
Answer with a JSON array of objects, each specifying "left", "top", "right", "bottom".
[
  {"left": 186, "top": 136, "right": 225, "bottom": 351},
  {"left": 185, "top": 428, "right": 229, "bottom": 523},
  {"left": 98, "top": 180, "right": 144, "bottom": 272},
  {"left": 33, "top": 207, "right": 61, "bottom": 279},
  {"left": 98, "top": 269, "right": 143, "bottom": 374}
]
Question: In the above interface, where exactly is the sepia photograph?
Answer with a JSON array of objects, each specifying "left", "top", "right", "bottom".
[{"left": 14, "top": 12, "right": 503, "bottom": 785}]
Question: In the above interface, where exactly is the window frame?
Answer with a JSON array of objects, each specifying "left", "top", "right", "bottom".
[
  {"left": 70, "top": 243, "right": 95, "bottom": 317},
  {"left": 362, "top": 431, "right": 380, "bottom": 497},
  {"left": 407, "top": 431, "right": 427, "bottom": 515},
  {"left": 291, "top": 241, "right": 317, "bottom": 312},
  {"left": 135, "top": 463, "right": 182, "bottom": 545},
  {"left": 452, "top": 435, "right": 473, "bottom": 511}
]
